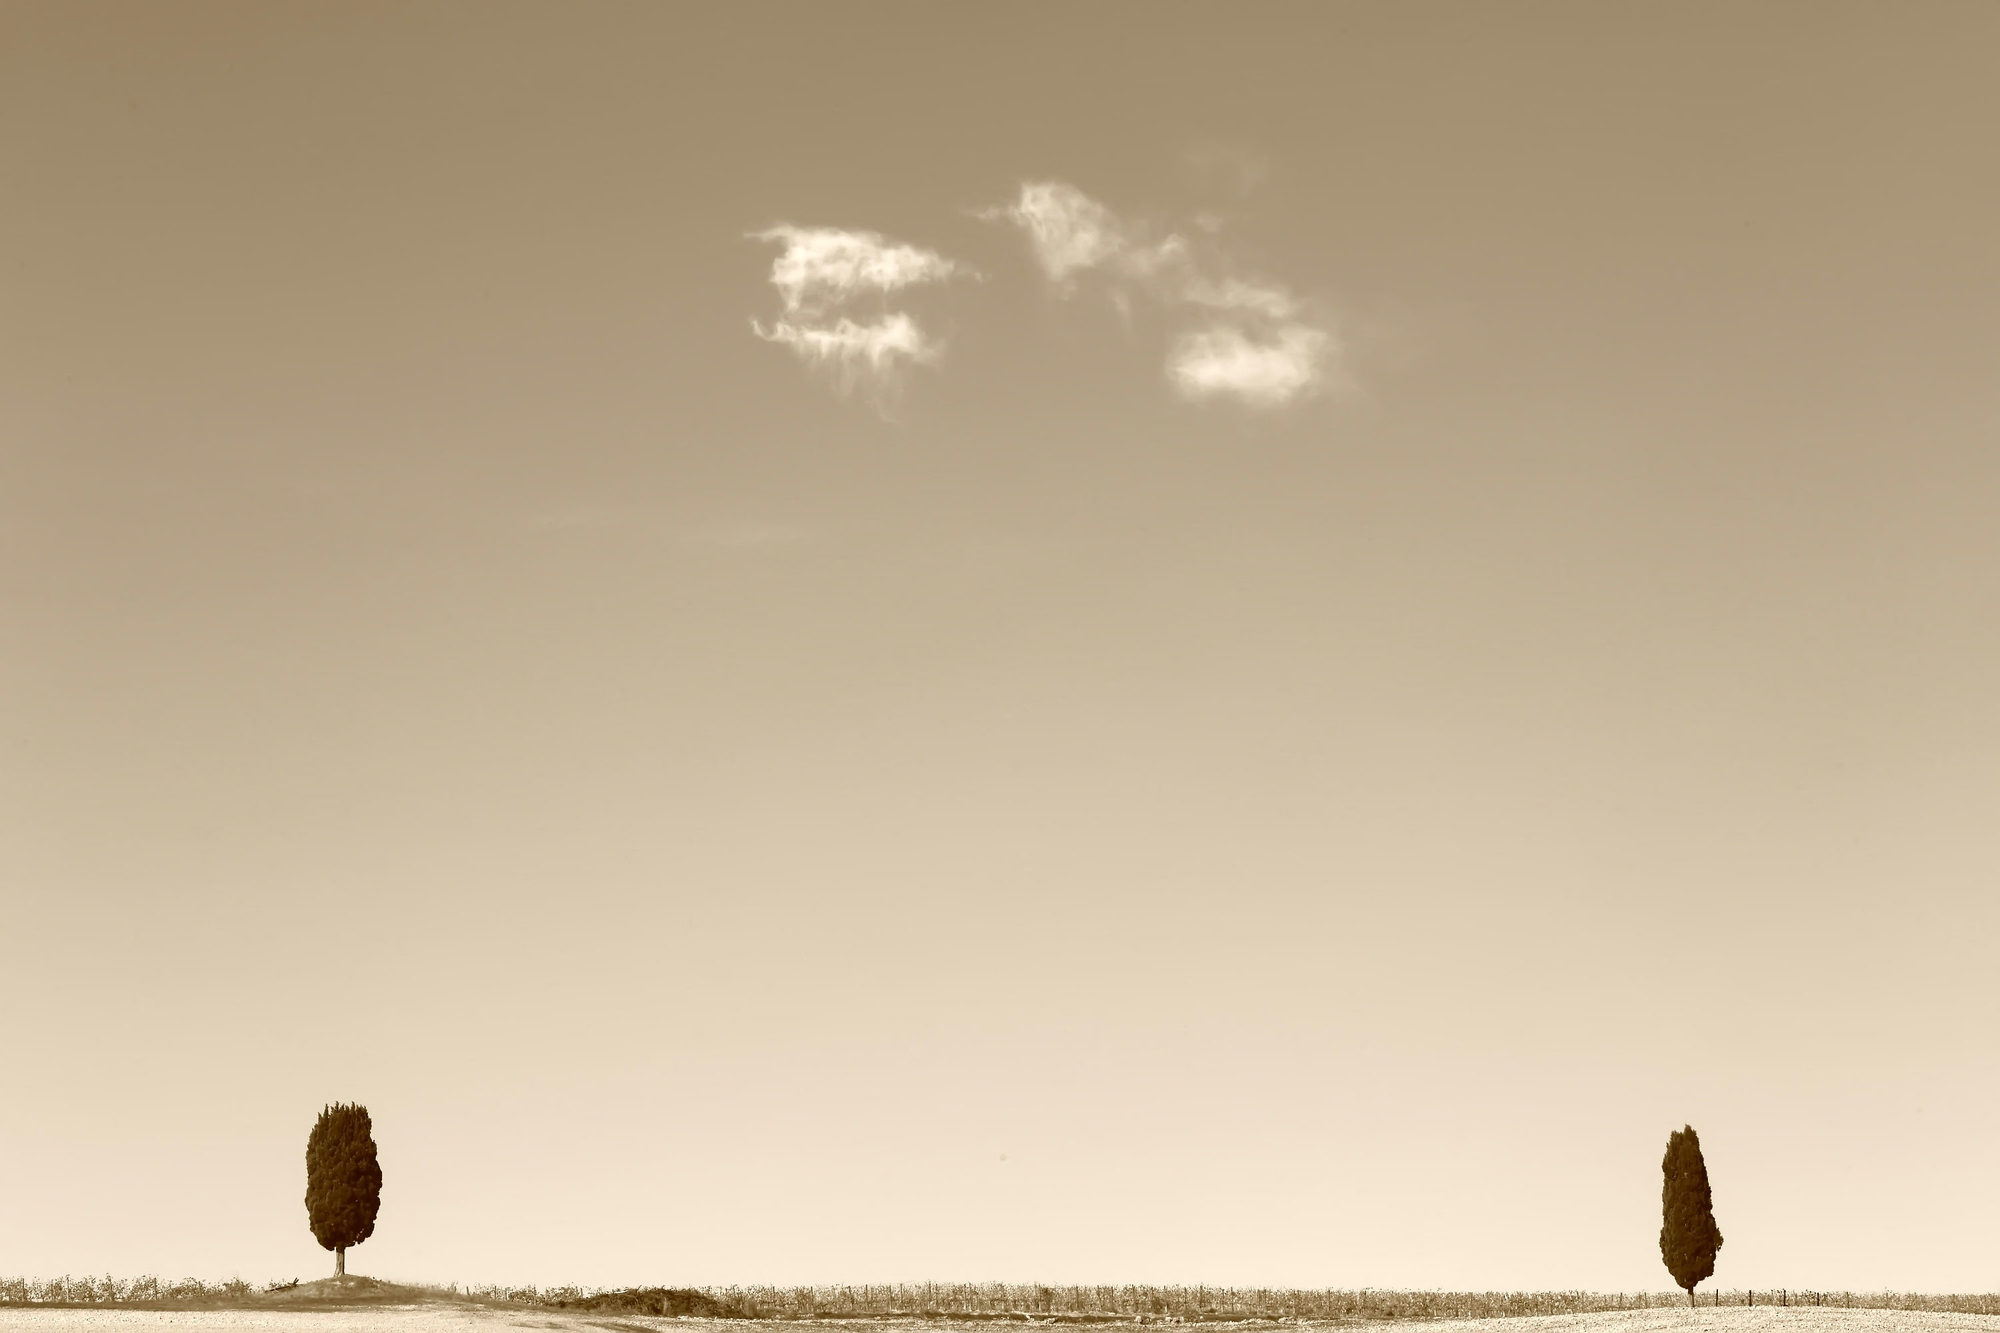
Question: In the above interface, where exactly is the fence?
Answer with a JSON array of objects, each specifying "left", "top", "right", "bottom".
[
  {"left": 10, "top": 1278, "right": 2000, "bottom": 1320},
  {"left": 490, "top": 1285, "right": 2000, "bottom": 1321},
  {"left": 1668, "top": 1292, "right": 2000, "bottom": 1315}
]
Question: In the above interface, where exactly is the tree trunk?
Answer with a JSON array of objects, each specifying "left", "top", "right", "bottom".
[
  {"left": 336, "top": 1247, "right": 345, "bottom": 1278},
  {"left": 1686, "top": 1290, "right": 1693, "bottom": 1309}
]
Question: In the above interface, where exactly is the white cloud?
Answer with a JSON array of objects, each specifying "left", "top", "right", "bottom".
[
  {"left": 990, "top": 180, "right": 1340, "bottom": 410},
  {"left": 750, "top": 226, "right": 968, "bottom": 404},
  {"left": 755, "top": 225, "right": 966, "bottom": 316},
  {"left": 992, "top": 181, "right": 1186, "bottom": 288},
  {"left": 1169, "top": 323, "right": 1333, "bottom": 408},
  {"left": 751, "top": 312, "right": 939, "bottom": 397}
]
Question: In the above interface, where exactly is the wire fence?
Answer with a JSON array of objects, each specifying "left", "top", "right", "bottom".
[
  {"left": 487, "top": 1286, "right": 2000, "bottom": 1320},
  {"left": 9, "top": 1278, "right": 2000, "bottom": 1320}
]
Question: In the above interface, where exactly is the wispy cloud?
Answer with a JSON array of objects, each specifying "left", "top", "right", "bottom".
[
  {"left": 750, "top": 225, "right": 971, "bottom": 405},
  {"left": 1181, "top": 276, "right": 1300, "bottom": 321},
  {"left": 990, "top": 181, "right": 1186, "bottom": 288},
  {"left": 989, "top": 180, "right": 1339, "bottom": 409},
  {"left": 753, "top": 313, "right": 940, "bottom": 396},
  {"left": 756, "top": 226, "right": 967, "bottom": 314},
  {"left": 1169, "top": 324, "right": 1333, "bottom": 408}
]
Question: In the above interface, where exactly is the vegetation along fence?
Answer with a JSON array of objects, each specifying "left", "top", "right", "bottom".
[
  {"left": 490, "top": 1285, "right": 2000, "bottom": 1320},
  {"left": 11, "top": 1278, "right": 2000, "bottom": 1319}
]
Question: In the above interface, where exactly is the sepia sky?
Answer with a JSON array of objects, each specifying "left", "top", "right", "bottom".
[{"left": 4, "top": 0, "right": 1999, "bottom": 1294}]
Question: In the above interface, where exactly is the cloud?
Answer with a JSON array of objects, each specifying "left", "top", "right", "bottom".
[
  {"left": 750, "top": 225, "right": 969, "bottom": 405},
  {"left": 755, "top": 225, "right": 967, "bottom": 316},
  {"left": 1169, "top": 324, "right": 1334, "bottom": 408},
  {"left": 1181, "top": 276, "right": 1299, "bottom": 321},
  {"left": 751, "top": 312, "right": 939, "bottom": 395},
  {"left": 990, "top": 181, "right": 1185, "bottom": 288},
  {"left": 989, "top": 180, "right": 1339, "bottom": 409}
]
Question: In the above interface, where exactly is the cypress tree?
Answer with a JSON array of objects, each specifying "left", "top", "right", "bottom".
[
  {"left": 305, "top": 1103, "right": 383, "bottom": 1278},
  {"left": 1659, "top": 1124, "right": 1723, "bottom": 1304}
]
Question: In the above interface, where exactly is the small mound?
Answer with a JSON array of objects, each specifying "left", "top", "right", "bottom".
[{"left": 262, "top": 1276, "right": 441, "bottom": 1305}]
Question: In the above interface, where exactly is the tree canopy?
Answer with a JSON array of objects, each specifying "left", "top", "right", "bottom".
[
  {"left": 1660, "top": 1124, "right": 1723, "bottom": 1301},
  {"left": 305, "top": 1102, "right": 382, "bottom": 1272}
]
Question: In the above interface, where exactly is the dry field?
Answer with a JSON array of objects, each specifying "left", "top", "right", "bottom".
[{"left": 7, "top": 1308, "right": 2000, "bottom": 1333}]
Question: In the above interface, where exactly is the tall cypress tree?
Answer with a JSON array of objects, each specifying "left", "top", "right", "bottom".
[
  {"left": 1660, "top": 1124, "right": 1723, "bottom": 1304},
  {"left": 305, "top": 1103, "right": 382, "bottom": 1278}
]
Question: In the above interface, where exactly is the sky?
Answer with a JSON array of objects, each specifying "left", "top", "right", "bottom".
[{"left": 3, "top": 0, "right": 1999, "bottom": 1295}]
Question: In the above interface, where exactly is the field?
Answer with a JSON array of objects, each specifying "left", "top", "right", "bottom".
[
  {"left": 10, "top": 1281, "right": 2000, "bottom": 1333},
  {"left": 7, "top": 1305, "right": 2000, "bottom": 1333}
]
